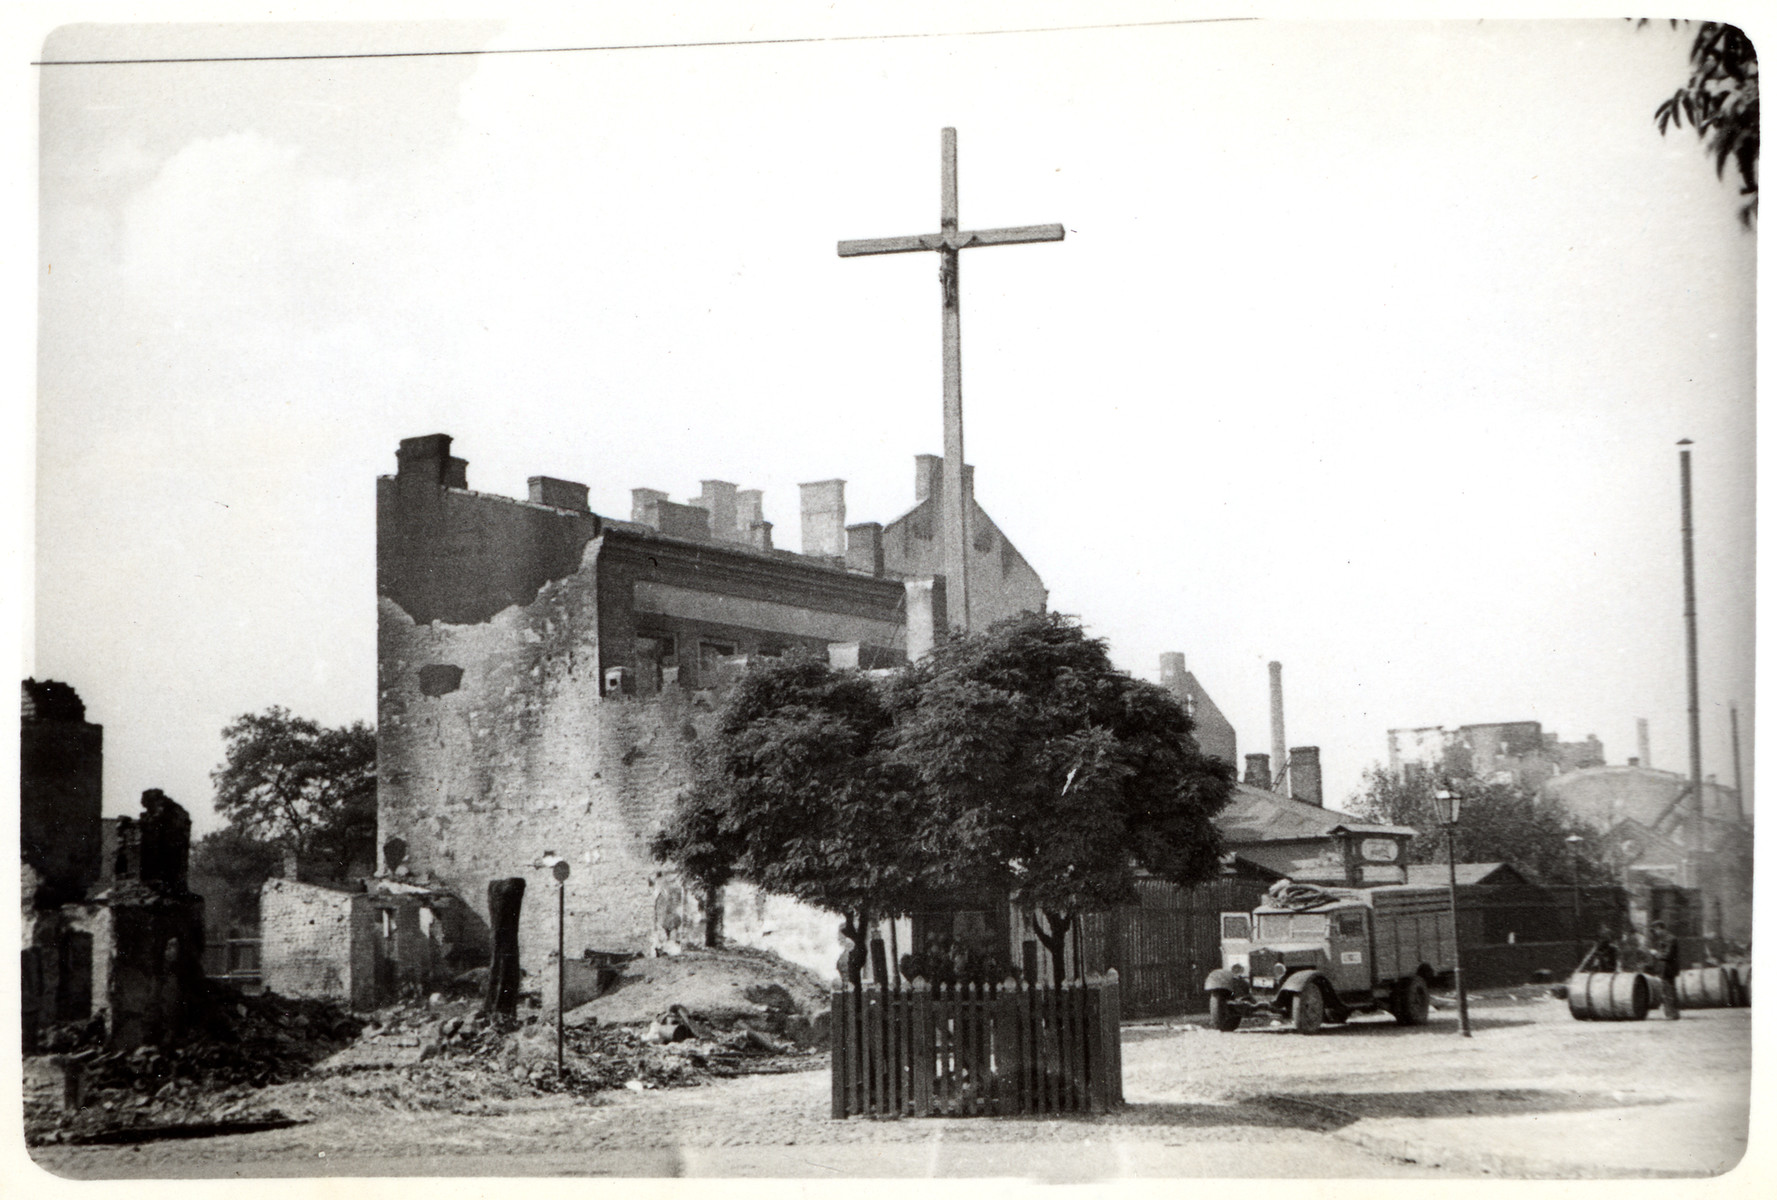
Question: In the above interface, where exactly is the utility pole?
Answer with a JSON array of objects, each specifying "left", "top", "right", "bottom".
[{"left": 1678, "top": 440, "right": 1703, "bottom": 890}]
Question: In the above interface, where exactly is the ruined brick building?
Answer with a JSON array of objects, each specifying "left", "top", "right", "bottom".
[
  {"left": 372, "top": 433, "right": 1048, "bottom": 976},
  {"left": 21, "top": 680, "right": 207, "bottom": 1050}
]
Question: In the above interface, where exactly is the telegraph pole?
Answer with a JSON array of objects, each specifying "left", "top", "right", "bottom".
[{"left": 1678, "top": 440, "right": 1703, "bottom": 888}]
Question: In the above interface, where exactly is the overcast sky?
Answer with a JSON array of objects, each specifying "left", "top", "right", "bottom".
[{"left": 22, "top": 7, "right": 1757, "bottom": 833}]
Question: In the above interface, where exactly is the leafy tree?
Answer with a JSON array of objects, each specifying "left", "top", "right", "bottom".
[
  {"left": 189, "top": 825, "right": 285, "bottom": 933},
  {"left": 1351, "top": 764, "right": 1616, "bottom": 886},
  {"left": 655, "top": 615, "right": 1236, "bottom": 987},
  {"left": 651, "top": 658, "right": 937, "bottom": 983},
  {"left": 893, "top": 613, "right": 1235, "bottom": 983},
  {"left": 1652, "top": 21, "right": 1759, "bottom": 227},
  {"left": 211, "top": 707, "right": 377, "bottom": 878}
]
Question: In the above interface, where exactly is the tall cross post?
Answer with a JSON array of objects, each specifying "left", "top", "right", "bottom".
[{"left": 839, "top": 128, "right": 1062, "bottom": 633}]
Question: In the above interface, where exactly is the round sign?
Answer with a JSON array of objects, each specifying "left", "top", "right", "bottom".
[{"left": 552, "top": 861, "right": 571, "bottom": 882}]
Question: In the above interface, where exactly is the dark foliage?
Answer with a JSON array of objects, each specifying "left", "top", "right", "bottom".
[
  {"left": 210, "top": 707, "right": 377, "bottom": 880},
  {"left": 655, "top": 614, "right": 1235, "bottom": 984},
  {"left": 1652, "top": 21, "right": 1759, "bottom": 226}
]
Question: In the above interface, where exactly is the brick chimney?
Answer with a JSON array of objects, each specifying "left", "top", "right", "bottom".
[
  {"left": 1158, "top": 652, "right": 1187, "bottom": 697},
  {"left": 736, "top": 489, "right": 772, "bottom": 551},
  {"left": 631, "top": 488, "right": 669, "bottom": 524},
  {"left": 1244, "top": 753, "right": 1271, "bottom": 788},
  {"left": 846, "top": 522, "right": 884, "bottom": 576},
  {"left": 1289, "top": 747, "right": 1323, "bottom": 807},
  {"left": 693, "top": 480, "right": 740, "bottom": 541},
  {"left": 800, "top": 479, "right": 846, "bottom": 558},
  {"left": 396, "top": 433, "right": 467, "bottom": 491},
  {"left": 915, "top": 455, "right": 943, "bottom": 502},
  {"left": 630, "top": 489, "right": 711, "bottom": 541},
  {"left": 528, "top": 476, "right": 589, "bottom": 513}
]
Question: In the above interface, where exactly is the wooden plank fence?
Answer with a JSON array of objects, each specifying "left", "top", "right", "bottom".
[{"left": 831, "top": 972, "right": 1123, "bottom": 1118}]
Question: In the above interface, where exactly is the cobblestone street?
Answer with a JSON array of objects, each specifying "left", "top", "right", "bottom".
[{"left": 30, "top": 991, "right": 1753, "bottom": 1181}]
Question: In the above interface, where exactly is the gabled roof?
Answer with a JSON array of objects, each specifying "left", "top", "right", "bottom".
[
  {"left": 1404, "top": 862, "right": 1529, "bottom": 888},
  {"left": 1216, "top": 784, "right": 1374, "bottom": 843},
  {"left": 1328, "top": 822, "right": 1418, "bottom": 838}
]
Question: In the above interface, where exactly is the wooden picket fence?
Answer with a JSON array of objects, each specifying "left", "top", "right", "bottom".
[{"left": 830, "top": 972, "right": 1123, "bottom": 1118}]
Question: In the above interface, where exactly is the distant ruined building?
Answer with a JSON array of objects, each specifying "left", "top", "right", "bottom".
[
  {"left": 1387, "top": 720, "right": 1605, "bottom": 792},
  {"left": 21, "top": 680, "right": 207, "bottom": 1051}
]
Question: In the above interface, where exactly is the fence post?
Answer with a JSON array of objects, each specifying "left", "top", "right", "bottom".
[
  {"left": 909, "top": 979, "right": 932, "bottom": 1116},
  {"left": 1106, "top": 969, "right": 1123, "bottom": 1107},
  {"left": 830, "top": 986, "right": 847, "bottom": 1118}
]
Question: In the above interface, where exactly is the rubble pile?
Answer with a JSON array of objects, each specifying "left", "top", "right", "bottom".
[
  {"left": 566, "top": 945, "right": 832, "bottom": 1046},
  {"left": 310, "top": 994, "right": 821, "bottom": 1110},
  {"left": 25, "top": 986, "right": 362, "bottom": 1145},
  {"left": 26, "top": 960, "right": 827, "bottom": 1145}
]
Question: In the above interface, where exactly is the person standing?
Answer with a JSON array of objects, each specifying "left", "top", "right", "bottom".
[{"left": 1651, "top": 920, "right": 1682, "bottom": 1020}]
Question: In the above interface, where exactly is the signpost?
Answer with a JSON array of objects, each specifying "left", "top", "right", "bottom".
[{"left": 553, "top": 859, "right": 570, "bottom": 1077}]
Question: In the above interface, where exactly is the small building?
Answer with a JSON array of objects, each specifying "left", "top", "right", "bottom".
[
  {"left": 1216, "top": 784, "right": 1415, "bottom": 887},
  {"left": 258, "top": 876, "right": 474, "bottom": 1009}
]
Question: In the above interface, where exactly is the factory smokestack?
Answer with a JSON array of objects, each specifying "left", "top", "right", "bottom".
[
  {"left": 1269, "top": 661, "right": 1287, "bottom": 794},
  {"left": 1637, "top": 718, "right": 1652, "bottom": 770}
]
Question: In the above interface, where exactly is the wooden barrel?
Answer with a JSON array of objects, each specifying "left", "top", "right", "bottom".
[
  {"left": 1567, "top": 971, "right": 1650, "bottom": 1021},
  {"left": 1675, "top": 966, "right": 1732, "bottom": 1009}
]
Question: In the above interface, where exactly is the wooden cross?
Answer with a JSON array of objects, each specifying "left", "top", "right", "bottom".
[{"left": 839, "top": 128, "right": 1063, "bottom": 633}]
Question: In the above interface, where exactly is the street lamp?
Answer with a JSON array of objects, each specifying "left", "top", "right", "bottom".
[
  {"left": 1432, "top": 787, "right": 1473, "bottom": 1037},
  {"left": 1565, "top": 834, "right": 1587, "bottom": 970},
  {"left": 537, "top": 852, "right": 573, "bottom": 1078}
]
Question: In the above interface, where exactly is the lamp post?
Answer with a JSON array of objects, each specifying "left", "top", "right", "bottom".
[
  {"left": 539, "top": 854, "right": 572, "bottom": 1078},
  {"left": 1433, "top": 788, "right": 1473, "bottom": 1037},
  {"left": 1565, "top": 834, "right": 1586, "bottom": 971}
]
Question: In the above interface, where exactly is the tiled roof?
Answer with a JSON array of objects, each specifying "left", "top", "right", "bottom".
[{"left": 1215, "top": 784, "right": 1369, "bottom": 843}]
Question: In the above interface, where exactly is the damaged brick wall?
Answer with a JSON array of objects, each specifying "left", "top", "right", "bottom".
[
  {"left": 261, "top": 880, "right": 375, "bottom": 1008},
  {"left": 21, "top": 679, "right": 103, "bottom": 908},
  {"left": 380, "top": 560, "right": 716, "bottom": 971},
  {"left": 377, "top": 435, "right": 916, "bottom": 978}
]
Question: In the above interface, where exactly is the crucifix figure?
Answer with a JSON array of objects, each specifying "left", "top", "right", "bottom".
[{"left": 839, "top": 127, "right": 1063, "bottom": 633}]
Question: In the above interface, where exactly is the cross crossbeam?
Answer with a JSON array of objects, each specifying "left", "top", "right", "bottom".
[{"left": 838, "top": 128, "right": 1063, "bottom": 633}]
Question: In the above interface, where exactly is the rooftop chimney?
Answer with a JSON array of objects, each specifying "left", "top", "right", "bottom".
[
  {"left": 1289, "top": 747, "right": 1323, "bottom": 807},
  {"left": 396, "top": 433, "right": 468, "bottom": 491},
  {"left": 915, "top": 455, "right": 943, "bottom": 503},
  {"left": 630, "top": 489, "right": 711, "bottom": 541},
  {"left": 800, "top": 479, "right": 846, "bottom": 558},
  {"left": 1269, "top": 661, "right": 1287, "bottom": 793},
  {"left": 693, "top": 480, "right": 741, "bottom": 542},
  {"left": 846, "top": 522, "right": 885, "bottom": 576},
  {"left": 1159, "top": 652, "right": 1187, "bottom": 696},
  {"left": 1637, "top": 718, "right": 1652, "bottom": 770},
  {"left": 1244, "top": 753, "right": 1271, "bottom": 788},
  {"left": 736, "top": 489, "right": 772, "bottom": 550},
  {"left": 528, "top": 476, "right": 590, "bottom": 513}
]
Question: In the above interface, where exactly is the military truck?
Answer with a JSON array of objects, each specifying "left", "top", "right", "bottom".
[{"left": 1204, "top": 881, "right": 1457, "bottom": 1033}]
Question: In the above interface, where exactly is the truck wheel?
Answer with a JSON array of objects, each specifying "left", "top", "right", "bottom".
[
  {"left": 1208, "top": 990, "right": 1241, "bottom": 1032},
  {"left": 1391, "top": 976, "right": 1431, "bottom": 1026},
  {"left": 1291, "top": 984, "right": 1325, "bottom": 1034}
]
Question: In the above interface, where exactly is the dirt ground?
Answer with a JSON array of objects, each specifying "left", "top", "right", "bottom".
[{"left": 27, "top": 988, "right": 1754, "bottom": 1181}]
